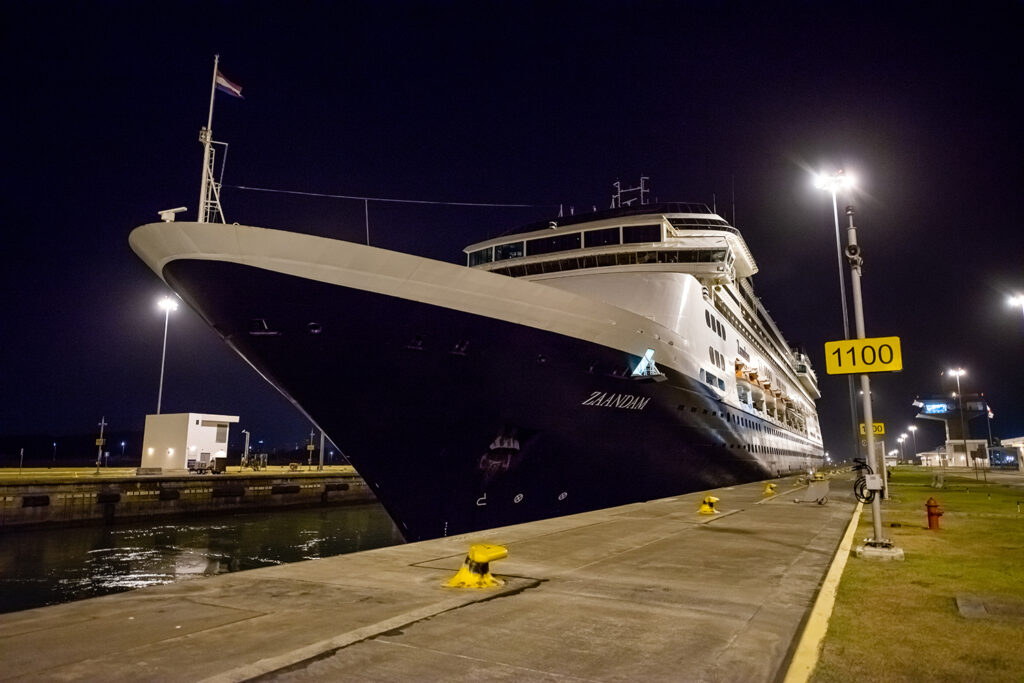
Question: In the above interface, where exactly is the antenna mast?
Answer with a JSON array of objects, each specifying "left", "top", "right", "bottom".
[{"left": 198, "top": 55, "right": 226, "bottom": 224}]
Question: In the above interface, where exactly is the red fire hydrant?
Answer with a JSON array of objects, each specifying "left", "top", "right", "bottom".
[{"left": 926, "top": 497, "right": 943, "bottom": 530}]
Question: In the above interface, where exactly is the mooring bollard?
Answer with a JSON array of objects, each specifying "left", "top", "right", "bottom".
[
  {"left": 446, "top": 543, "right": 508, "bottom": 588},
  {"left": 698, "top": 495, "right": 720, "bottom": 515},
  {"left": 763, "top": 482, "right": 777, "bottom": 496}
]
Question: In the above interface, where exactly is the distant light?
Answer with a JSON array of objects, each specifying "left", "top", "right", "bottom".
[
  {"left": 158, "top": 297, "right": 179, "bottom": 312},
  {"left": 946, "top": 368, "right": 966, "bottom": 377},
  {"left": 1009, "top": 294, "right": 1024, "bottom": 306},
  {"left": 908, "top": 426, "right": 917, "bottom": 433}
]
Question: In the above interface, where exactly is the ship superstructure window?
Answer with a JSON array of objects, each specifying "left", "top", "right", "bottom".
[
  {"left": 527, "top": 232, "right": 581, "bottom": 256},
  {"left": 486, "top": 249, "right": 739, "bottom": 277},
  {"left": 705, "top": 311, "right": 726, "bottom": 340},
  {"left": 468, "top": 247, "right": 493, "bottom": 266},
  {"left": 495, "top": 242, "right": 524, "bottom": 260},
  {"left": 622, "top": 224, "right": 662, "bottom": 244},
  {"left": 584, "top": 227, "right": 620, "bottom": 247}
]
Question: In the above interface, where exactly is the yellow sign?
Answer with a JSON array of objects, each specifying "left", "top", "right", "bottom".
[
  {"left": 824, "top": 336, "right": 902, "bottom": 375},
  {"left": 859, "top": 422, "right": 886, "bottom": 436}
]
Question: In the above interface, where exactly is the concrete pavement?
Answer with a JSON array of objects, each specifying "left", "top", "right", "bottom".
[{"left": 0, "top": 474, "right": 858, "bottom": 682}]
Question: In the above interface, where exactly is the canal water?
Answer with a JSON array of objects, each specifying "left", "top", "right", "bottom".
[{"left": 0, "top": 503, "right": 403, "bottom": 614}]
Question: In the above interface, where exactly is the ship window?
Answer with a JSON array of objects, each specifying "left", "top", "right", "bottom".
[
  {"left": 638, "top": 251, "right": 658, "bottom": 264},
  {"left": 711, "top": 249, "right": 727, "bottom": 262},
  {"left": 495, "top": 242, "right": 524, "bottom": 260},
  {"left": 709, "top": 347, "right": 715, "bottom": 364},
  {"left": 524, "top": 262, "right": 544, "bottom": 275},
  {"left": 616, "top": 252, "right": 637, "bottom": 265},
  {"left": 527, "top": 232, "right": 581, "bottom": 256},
  {"left": 658, "top": 251, "right": 679, "bottom": 264},
  {"left": 622, "top": 224, "right": 662, "bottom": 244},
  {"left": 705, "top": 311, "right": 711, "bottom": 328},
  {"left": 597, "top": 254, "right": 617, "bottom": 267},
  {"left": 584, "top": 227, "right": 620, "bottom": 247},
  {"left": 468, "top": 247, "right": 493, "bottom": 267}
]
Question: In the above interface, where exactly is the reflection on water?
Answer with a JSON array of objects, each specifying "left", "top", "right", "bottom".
[{"left": 0, "top": 503, "right": 403, "bottom": 614}]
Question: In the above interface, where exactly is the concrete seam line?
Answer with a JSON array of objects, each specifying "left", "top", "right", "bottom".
[
  {"left": 782, "top": 501, "right": 863, "bottom": 683},
  {"left": 198, "top": 586, "right": 529, "bottom": 683}
]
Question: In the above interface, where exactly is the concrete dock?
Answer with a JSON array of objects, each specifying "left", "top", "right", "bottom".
[{"left": 0, "top": 474, "right": 857, "bottom": 681}]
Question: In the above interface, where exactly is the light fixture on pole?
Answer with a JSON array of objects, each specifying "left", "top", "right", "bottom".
[
  {"left": 814, "top": 170, "right": 860, "bottom": 460},
  {"left": 946, "top": 368, "right": 969, "bottom": 469},
  {"left": 897, "top": 434, "right": 906, "bottom": 462},
  {"left": 1009, "top": 294, "right": 1024, "bottom": 325},
  {"left": 908, "top": 425, "right": 918, "bottom": 459},
  {"left": 157, "top": 296, "right": 179, "bottom": 414}
]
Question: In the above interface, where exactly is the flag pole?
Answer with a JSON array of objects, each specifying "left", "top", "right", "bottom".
[{"left": 198, "top": 54, "right": 220, "bottom": 223}]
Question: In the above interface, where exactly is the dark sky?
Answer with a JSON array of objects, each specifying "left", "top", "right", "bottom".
[{"left": 3, "top": 1, "right": 1022, "bottom": 458}]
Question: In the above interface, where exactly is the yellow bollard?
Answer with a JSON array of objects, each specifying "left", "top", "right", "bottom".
[
  {"left": 698, "top": 495, "right": 720, "bottom": 515},
  {"left": 763, "top": 482, "right": 777, "bottom": 496},
  {"left": 446, "top": 543, "right": 507, "bottom": 588}
]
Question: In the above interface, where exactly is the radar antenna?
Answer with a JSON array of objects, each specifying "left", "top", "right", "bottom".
[{"left": 610, "top": 176, "right": 650, "bottom": 209}]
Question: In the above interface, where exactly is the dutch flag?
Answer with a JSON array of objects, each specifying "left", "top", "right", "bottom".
[{"left": 215, "top": 70, "right": 243, "bottom": 99}]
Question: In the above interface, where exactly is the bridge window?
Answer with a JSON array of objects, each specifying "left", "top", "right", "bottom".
[
  {"left": 584, "top": 227, "right": 620, "bottom": 247},
  {"left": 527, "top": 232, "right": 581, "bottom": 256},
  {"left": 622, "top": 224, "right": 662, "bottom": 244},
  {"left": 468, "top": 247, "right": 493, "bottom": 266},
  {"left": 495, "top": 242, "right": 524, "bottom": 260}
]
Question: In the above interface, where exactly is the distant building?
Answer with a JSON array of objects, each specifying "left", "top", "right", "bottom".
[
  {"left": 913, "top": 394, "right": 992, "bottom": 468},
  {"left": 998, "top": 436, "right": 1024, "bottom": 471},
  {"left": 139, "top": 413, "right": 239, "bottom": 473}
]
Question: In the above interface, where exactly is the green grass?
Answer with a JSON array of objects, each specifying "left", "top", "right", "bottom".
[{"left": 812, "top": 467, "right": 1024, "bottom": 683}]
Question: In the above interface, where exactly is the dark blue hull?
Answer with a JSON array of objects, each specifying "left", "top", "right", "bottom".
[{"left": 165, "top": 259, "right": 820, "bottom": 541}]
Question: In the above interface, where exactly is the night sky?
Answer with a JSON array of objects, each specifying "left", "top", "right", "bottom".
[{"left": 3, "top": 1, "right": 1022, "bottom": 459}]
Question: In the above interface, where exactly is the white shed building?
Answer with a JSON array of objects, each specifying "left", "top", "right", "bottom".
[{"left": 139, "top": 413, "right": 239, "bottom": 473}]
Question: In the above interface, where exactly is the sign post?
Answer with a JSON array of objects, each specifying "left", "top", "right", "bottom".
[{"left": 826, "top": 205, "right": 903, "bottom": 559}]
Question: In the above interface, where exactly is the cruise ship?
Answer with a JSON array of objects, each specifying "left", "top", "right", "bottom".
[{"left": 130, "top": 184, "right": 824, "bottom": 541}]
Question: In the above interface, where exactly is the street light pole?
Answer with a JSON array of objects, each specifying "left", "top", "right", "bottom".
[
  {"left": 843, "top": 205, "right": 897, "bottom": 554},
  {"left": 815, "top": 171, "right": 861, "bottom": 461},
  {"left": 157, "top": 297, "right": 178, "bottom": 414},
  {"left": 908, "top": 425, "right": 918, "bottom": 461},
  {"left": 947, "top": 369, "right": 970, "bottom": 472}
]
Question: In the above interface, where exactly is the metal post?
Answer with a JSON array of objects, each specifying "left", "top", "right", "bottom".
[
  {"left": 157, "top": 305, "right": 171, "bottom": 414},
  {"left": 319, "top": 432, "right": 325, "bottom": 471},
  {"left": 96, "top": 416, "right": 107, "bottom": 475},
  {"left": 844, "top": 206, "right": 888, "bottom": 546},
  {"left": 828, "top": 189, "right": 861, "bottom": 461},
  {"left": 953, "top": 373, "right": 972, "bottom": 476}
]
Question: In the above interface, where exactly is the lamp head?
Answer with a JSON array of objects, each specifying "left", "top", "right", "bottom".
[
  {"left": 158, "top": 297, "right": 179, "bottom": 313},
  {"left": 814, "top": 169, "right": 855, "bottom": 192}
]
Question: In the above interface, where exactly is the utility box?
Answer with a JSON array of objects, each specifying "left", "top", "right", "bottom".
[{"left": 139, "top": 413, "right": 239, "bottom": 474}]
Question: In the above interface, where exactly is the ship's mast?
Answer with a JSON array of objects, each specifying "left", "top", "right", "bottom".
[{"left": 198, "top": 55, "right": 225, "bottom": 224}]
